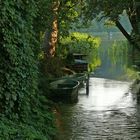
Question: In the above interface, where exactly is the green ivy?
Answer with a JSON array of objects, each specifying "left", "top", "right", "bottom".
[
  {"left": 0, "top": 0, "right": 37, "bottom": 116},
  {"left": 0, "top": 95, "right": 56, "bottom": 140},
  {"left": 0, "top": 1, "right": 56, "bottom": 139}
]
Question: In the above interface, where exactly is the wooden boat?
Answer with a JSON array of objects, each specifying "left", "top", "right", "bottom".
[{"left": 49, "top": 79, "right": 80, "bottom": 103}]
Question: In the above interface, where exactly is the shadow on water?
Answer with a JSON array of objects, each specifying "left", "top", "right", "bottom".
[{"left": 55, "top": 32, "right": 140, "bottom": 140}]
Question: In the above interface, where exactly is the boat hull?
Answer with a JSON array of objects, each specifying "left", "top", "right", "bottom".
[{"left": 49, "top": 79, "right": 79, "bottom": 103}]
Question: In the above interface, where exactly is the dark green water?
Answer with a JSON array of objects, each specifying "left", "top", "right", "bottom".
[{"left": 56, "top": 33, "right": 140, "bottom": 140}]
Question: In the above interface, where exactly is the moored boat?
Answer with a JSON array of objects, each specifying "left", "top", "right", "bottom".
[
  {"left": 68, "top": 73, "right": 87, "bottom": 87},
  {"left": 49, "top": 79, "right": 80, "bottom": 103}
]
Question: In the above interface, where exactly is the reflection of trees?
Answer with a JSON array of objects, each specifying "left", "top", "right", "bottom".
[
  {"left": 95, "top": 39, "right": 134, "bottom": 80},
  {"left": 108, "top": 40, "right": 128, "bottom": 66}
]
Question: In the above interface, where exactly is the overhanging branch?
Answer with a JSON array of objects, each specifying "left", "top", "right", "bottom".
[
  {"left": 115, "top": 20, "right": 140, "bottom": 51},
  {"left": 115, "top": 20, "right": 132, "bottom": 42}
]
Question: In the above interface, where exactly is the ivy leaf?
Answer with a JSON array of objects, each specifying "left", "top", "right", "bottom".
[{"left": 12, "top": 94, "right": 17, "bottom": 101}]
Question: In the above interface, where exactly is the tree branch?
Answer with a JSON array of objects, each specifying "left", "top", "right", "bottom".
[
  {"left": 115, "top": 20, "right": 132, "bottom": 42},
  {"left": 115, "top": 20, "right": 140, "bottom": 51}
]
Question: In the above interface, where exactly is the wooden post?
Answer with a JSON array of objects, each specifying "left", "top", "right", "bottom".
[{"left": 86, "top": 73, "right": 89, "bottom": 95}]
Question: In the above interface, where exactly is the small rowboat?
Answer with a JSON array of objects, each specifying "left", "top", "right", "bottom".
[{"left": 49, "top": 79, "right": 80, "bottom": 103}]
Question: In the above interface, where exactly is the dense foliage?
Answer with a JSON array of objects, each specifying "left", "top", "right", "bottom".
[
  {"left": 2, "top": 0, "right": 139, "bottom": 139},
  {"left": 0, "top": 0, "right": 38, "bottom": 117},
  {"left": 0, "top": 1, "right": 56, "bottom": 139},
  {"left": 58, "top": 32, "right": 101, "bottom": 71},
  {"left": 84, "top": 0, "right": 140, "bottom": 50}
]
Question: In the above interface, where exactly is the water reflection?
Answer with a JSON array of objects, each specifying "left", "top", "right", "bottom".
[
  {"left": 56, "top": 34, "right": 140, "bottom": 140},
  {"left": 85, "top": 78, "right": 133, "bottom": 111},
  {"left": 94, "top": 40, "right": 129, "bottom": 80},
  {"left": 57, "top": 78, "right": 140, "bottom": 140}
]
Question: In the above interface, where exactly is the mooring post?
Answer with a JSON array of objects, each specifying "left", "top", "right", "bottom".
[{"left": 86, "top": 73, "right": 89, "bottom": 95}]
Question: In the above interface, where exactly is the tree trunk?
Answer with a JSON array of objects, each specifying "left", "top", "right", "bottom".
[
  {"left": 135, "top": 1, "right": 140, "bottom": 34},
  {"left": 48, "top": 19, "right": 58, "bottom": 57},
  {"left": 116, "top": 20, "right": 140, "bottom": 51},
  {"left": 43, "top": 1, "right": 59, "bottom": 58},
  {"left": 115, "top": 20, "right": 132, "bottom": 42}
]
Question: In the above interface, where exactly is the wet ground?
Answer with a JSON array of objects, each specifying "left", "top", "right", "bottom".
[{"left": 57, "top": 78, "right": 140, "bottom": 140}]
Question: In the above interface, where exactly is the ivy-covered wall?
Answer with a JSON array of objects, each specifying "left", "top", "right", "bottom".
[
  {"left": 0, "top": 0, "right": 38, "bottom": 116},
  {"left": 0, "top": 1, "right": 56, "bottom": 139}
]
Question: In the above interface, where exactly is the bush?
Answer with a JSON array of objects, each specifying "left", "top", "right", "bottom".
[
  {"left": 0, "top": 1, "right": 56, "bottom": 139},
  {"left": 58, "top": 32, "right": 101, "bottom": 71}
]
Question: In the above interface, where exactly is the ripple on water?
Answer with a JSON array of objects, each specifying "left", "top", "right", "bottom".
[{"left": 57, "top": 78, "right": 140, "bottom": 140}]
